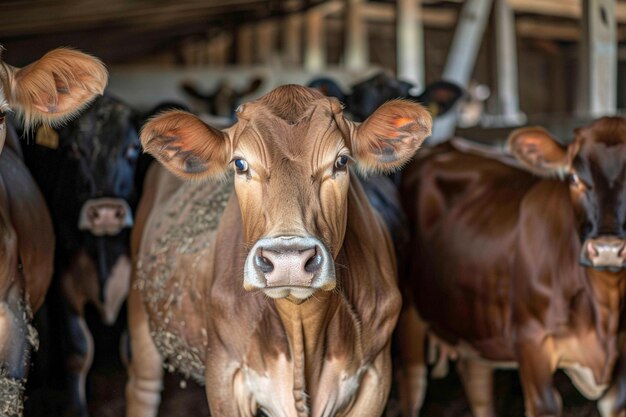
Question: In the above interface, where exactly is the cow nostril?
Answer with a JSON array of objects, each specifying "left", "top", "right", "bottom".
[
  {"left": 255, "top": 254, "right": 274, "bottom": 274},
  {"left": 89, "top": 207, "right": 99, "bottom": 220},
  {"left": 304, "top": 248, "right": 323, "bottom": 273},
  {"left": 587, "top": 241, "right": 599, "bottom": 258},
  {"left": 115, "top": 207, "right": 125, "bottom": 219}
]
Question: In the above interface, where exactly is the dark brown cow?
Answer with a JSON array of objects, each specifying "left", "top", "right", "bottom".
[
  {"left": 398, "top": 117, "right": 626, "bottom": 417},
  {"left": 126, "top": 85, "right": 432, "bottom": 417},
  {"left": 0, "top": 47, "right": 106, "bottom": 414}
]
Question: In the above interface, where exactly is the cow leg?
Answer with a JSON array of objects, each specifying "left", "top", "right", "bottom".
[
  {"left": 126, "top": 286, "right": 163, "bottom": 417},
  {"left": 515, "top": 337, "right": 561, "bottom": 417},
  {"left": 64, "top": 310, "right": 94, "bottom": 417},
  {"left": 0, "top": 286, "right": 31, "bottom": 417},
  {"left": 396, "top": 303, "right": 428, "bottom": 417},
  {"left": 456, "top": 359, "right": 496, "bottom": 417},
  {"left": 341, "top": 347, "right": 393, "bottom": 417}
]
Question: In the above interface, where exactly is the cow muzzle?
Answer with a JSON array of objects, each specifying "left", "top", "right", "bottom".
[
  {"left": 78, "top": 198, "right": 133, "bottom": 236},
  {"left": 243, "top": 236, "right": 335, "bottom": 303},
  {"left": 580, "top": 236, "right": 626, "bottom": 271}
]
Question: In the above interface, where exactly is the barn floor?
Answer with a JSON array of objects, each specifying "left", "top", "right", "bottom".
[
  {"left": 23, "top": 304, "right": 599, "bottom": 417},
  {"left": 27, "top": 355, "right": 600, "bottom": 417}
]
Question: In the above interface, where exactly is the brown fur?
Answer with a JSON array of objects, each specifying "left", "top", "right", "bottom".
[
  {"left": 399, "top": 117, "right": 626, "bottom": 417},
  {"left": 0, "top": 48, "right": 107, "bottom": 129},
  {"left": 128, "top": 86, "right": 433, "bottom": 417}
]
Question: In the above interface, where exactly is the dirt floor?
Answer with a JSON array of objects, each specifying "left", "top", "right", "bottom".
[
  {"left": 23, "top": 304, "right": 599, "bottom": 417},
  {"left": 27, "top": 355, "right": 600, "bottom": 417}
]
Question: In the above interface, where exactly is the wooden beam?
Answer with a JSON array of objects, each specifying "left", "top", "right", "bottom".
[
  {"left": 345, "top": 0, "right": 368, "bottom": 71},
  {"left": 283, "top": 14, "right": 303, "bottom": 66},
  {"left": 238, "top": 25, "right": 254, "bottom": 65},
  {"left": 578, "top": 0, "right": 617, "bottom": 116},
  {"left": 304, "top": 8, "right": 325, "bottom": 71}
]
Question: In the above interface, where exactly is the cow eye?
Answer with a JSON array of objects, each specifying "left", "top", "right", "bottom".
[
  {"left": 0, "top": 110, "right": 5, "bottom": 124},
  {"left": 334, "top": 155, "right": 350, "bottom": 171},
  {"left": 234, "top": 158, "right": 248, "bottom": 173}
]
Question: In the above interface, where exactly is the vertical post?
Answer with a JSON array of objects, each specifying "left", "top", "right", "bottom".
[
  {"left": 345, "top": 0, "right": 368, "bottom": 71},
  {"left": 305, "top": 8, "right": 326, "bottom": 71},
  {"left": 495, "top": 0, "right": 524, "bottom": 125},
  {"left": 283, "top": 14, "right": 302, "bottom": 66},
  {"left": 257, "top": 20, "right": 277, "bottom": 65},
  {"left": 578, "top": 0, "right": 616, "bottom": 116},
  {"left": 238, "top": 24, "right": 254, "bottom": 65},
  {"left": 430, "top": 0, "right": 494, "bottom": 143},
  {"left": 397, "top": 0, "right": 425, "bottom": 89}
]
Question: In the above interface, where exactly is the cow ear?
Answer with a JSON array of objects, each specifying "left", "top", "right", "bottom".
[
  {"left": 415, "top": 80, "right": 464, "bottom": 118},
  {"left": 351, "top": 99, "right": 432, "bottom": 174},
  {"left": 7, "top": 48, "right": 107, "bottom": 128},
  {"left": 507, "top": 127, "right": 570, "bottom": 177},
  {"left": 141, "top": 110, "right": 231, "bottom": 180}
]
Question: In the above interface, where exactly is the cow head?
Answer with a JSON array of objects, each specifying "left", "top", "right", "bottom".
[
  {"left": 56, "top": 94, "right": 139, "bottom": 237},
  {"left": 508, "top": 117, "right": 626, "bottom": 271},
  {"left": 142, "top": 85, "right": 431, "bottom": 303},
  {"left": 0, "top": 47, "right": 107, "bottom": 153}
]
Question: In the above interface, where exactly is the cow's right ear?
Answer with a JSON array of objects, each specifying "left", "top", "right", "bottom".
[
  {"left": 507, "top": 127, "right": 570, "bottom": 177},
  {"left": 6, "top": 48, "right": 107, "bottom": 128},
  {"left": 141, "top": 110, "right": 231, "bottom": 180}
]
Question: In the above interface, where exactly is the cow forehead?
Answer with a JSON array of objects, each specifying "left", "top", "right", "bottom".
[{"left": 234, "top": 92, "right": 345, "bottom": 163}]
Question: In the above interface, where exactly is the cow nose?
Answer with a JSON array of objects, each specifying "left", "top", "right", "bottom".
[
  {"left": 244, "top": 236, "right": 336, "bottom": 301},
  {"left": 254, "top": 245, "right": 323, "bottom": 287},
  {"left": 78, "top": 198, "right": 134, "bottom": 236},
  {"left": 584, "top": 236, "right": 626, "bottom": 269}
]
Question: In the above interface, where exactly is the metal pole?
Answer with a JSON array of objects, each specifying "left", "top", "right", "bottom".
[
  {"left": 430, "top": 0, "right": 494, "bottom": 143},
  {"left": 397, "top": 0, "right": 425, "bottom": 89},
  {"left": 345, "top": 0, "right": 368, "bottom": 71}
]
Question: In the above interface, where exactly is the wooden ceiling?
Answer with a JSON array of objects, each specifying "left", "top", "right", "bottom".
[{"left": 2, "top": 0, "right": 626, "bottom": 66}]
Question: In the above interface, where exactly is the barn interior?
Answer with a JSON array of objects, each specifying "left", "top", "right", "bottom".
[{"left": 1, "top": 1, "right": 625, "bottom": 416}]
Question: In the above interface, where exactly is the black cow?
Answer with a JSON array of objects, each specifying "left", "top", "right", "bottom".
[
  {"left": 308, "top": 72, "right": 464, "bottom": 122},
  {"left": 181, "top": 76, "right": 263, "bottom": 119},
  {"left": 22, "top": 94, "right": 140, "bottom": 417}
]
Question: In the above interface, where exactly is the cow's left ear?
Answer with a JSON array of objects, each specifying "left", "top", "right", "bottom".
[
  {"left": 349, "top": 99, "right": 432, "bottom": 174},
  {"left": 6, "top": 48, "right": 107, "bottom": 128},
  {"left": 507, "top": 127, "right": 571, "bottom": 177}
]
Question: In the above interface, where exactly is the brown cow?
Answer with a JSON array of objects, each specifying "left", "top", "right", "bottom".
[
  {"left": 397, "top": 117, "right": 626, "bottom": 417},
  {"left": 0, "top": 47, "right": 106, "bottom": 414},
  {"left": 126, "top": 85, "right": 432, "bottom": 417}
]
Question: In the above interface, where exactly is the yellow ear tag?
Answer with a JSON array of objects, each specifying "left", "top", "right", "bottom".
[
  {"left": 427, "top": 103, "right": 440, "bottom": 117},
  {"left": 36, "top": 124, "right": 59, "bottom": 149}
]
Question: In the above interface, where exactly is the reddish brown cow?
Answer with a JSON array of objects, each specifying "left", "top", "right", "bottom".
[
  {"left": 126, "top": 85, "right": 432, "bottom": 417},
  {"left": 0, "top": 47, "right": 106, "bottom": 414},
  {"left": 398, "top": 117, "right": 626, "bottom": 417}
]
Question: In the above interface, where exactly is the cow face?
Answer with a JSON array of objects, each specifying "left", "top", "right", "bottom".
[
  {"left": 0, "top": 47, "right": 107, "bottom": 153},
  {"left": 509, "top": 117, "right": 626, "bottom": 270},
  {"left": 57, "top": 95, "right": 139, "bottom": 237},
  {"left": 142, "top": 85, "right": 431, "bottom": 302}
]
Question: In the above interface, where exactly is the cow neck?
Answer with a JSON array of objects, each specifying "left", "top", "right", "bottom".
[
  {"left": 583, "top": 268, "right": 626, "bottom": 377},
  {"left": 274, "top": 292, "right": 335, "bottom": 412},
  {"left": 585, "top": 269, "right": 626, "bottom": 332}
]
